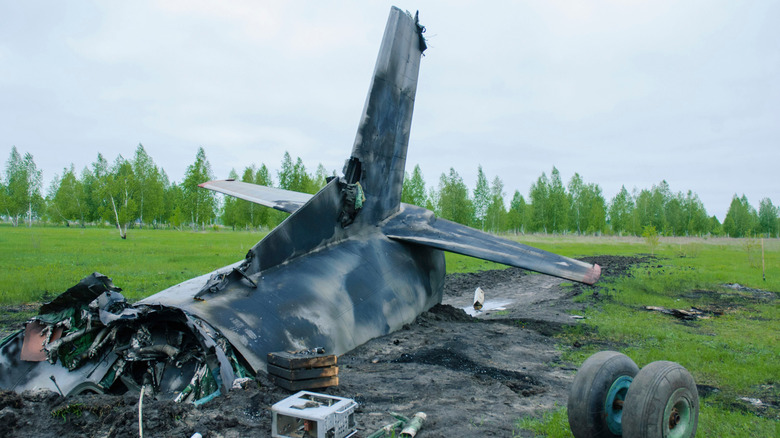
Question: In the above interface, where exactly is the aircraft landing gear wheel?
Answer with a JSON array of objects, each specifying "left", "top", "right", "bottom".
[
  {"left": 568, "top": 351, "right": 639, "bottom": 437},
  {"left": 623, "top": 361, "right": 699, "bottom": 438}
]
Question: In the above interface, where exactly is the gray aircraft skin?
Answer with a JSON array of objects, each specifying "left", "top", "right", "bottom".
[{"left": 0, "top": 7, "right": 599, "bottom": 399}]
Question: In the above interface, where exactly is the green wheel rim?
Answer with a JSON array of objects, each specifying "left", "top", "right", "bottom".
[
  {"left": 663, "top": 387, "right": 694, "bottom": 438},
  {"left": 605, "top": 375, "right": 632, "bottom": 435}
]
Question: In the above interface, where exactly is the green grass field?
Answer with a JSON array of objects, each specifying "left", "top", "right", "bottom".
[
  {"left": 0, "top": 225, "right": 262, "bottom": 302},
  {"left": 1, "top": 225, "right": 778, "bottom": 436}
]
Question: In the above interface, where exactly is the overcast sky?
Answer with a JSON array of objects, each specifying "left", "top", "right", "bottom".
[{"left": 2, "top": 1, "right": 778, "bottom": 221}]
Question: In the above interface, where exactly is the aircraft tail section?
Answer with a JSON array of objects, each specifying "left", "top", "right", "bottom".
[{"left": 348, "top": 8, "right": 426, "bottom": 224}]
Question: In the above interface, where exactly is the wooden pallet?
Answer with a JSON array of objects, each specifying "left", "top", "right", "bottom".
[{"left": 267, "top": 351, "right": 339, "bottom": 391}]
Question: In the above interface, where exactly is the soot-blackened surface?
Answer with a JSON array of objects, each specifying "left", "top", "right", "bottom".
[{"left": 393, "top": 347, "right": 543, "bottom": 396}]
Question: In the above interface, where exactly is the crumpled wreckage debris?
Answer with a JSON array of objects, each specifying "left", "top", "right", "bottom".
[{"left": 1, "top": 273, "right": 251, "bottom": 403}]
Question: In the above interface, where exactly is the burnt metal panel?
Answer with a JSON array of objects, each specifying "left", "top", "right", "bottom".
[
  {"left": 349, "top": 7, "right": 425, "bottom": 224},
  {"left": 0, "top": 331, "right": 118, "bottom": 396},
  {"left": 246, "top": 178, "right": 345, "bottom": 273},
  {"left": 142, "top": 235, "right": 445, "bottom": 373},
  {"left": 20, "top": 321, "right": 62, "bottom": 362}
]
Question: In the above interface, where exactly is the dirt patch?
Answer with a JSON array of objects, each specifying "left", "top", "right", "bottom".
[
  {"left": 580, "top": 255, "right": 655, "bottom": 279},
  {"left": 0, "top": 256, "right": 641, "bottom": 438},
  {"left": 685, "top": 284, "right": 778, "bottom": 308},
  {"left": 565, "top": 255, "right": 655, "bottom": 300}
]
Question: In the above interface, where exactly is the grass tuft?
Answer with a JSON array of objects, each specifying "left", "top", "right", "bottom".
[{"left": 514, "top": 406, "right": 572, "bottom": 438}]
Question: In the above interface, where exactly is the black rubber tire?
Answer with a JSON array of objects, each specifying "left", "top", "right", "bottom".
[
  {"left": 623, "top": 361, "right": 699, "bottom": 438},
  {"left": 568, "top": 351, "right": 639, "bottom": 438}
]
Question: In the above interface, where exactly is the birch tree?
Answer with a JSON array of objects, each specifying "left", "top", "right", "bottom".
[
  {"left": 132, "top": 144, "right": 165, "bottom": 228},
  {"left": 105, "top": 156, "right": 136, "bottom": 239},
  {"left": 548, "top": 167, "right": 568, "bottom": 233},
  {"left": 402, "top": 164, "right": 427, "bottom": 207},
  {"left": 437, "top": 168, "right": 473, "bottom": 225},
  {"left": 472, "top": 165, "right": 490, "bottom": 229},
  {"left": 507, "top": 190, "right": 527, "bottom": 234},
  {"left": 182, "top": 147, "right": 216, "bottom": 229},
  {"left": 723, "top": 194, "right": 757, "bottom": 237},
  {"left": 485, "top": 175, "right": 506, "bottom": 232},
  {"left": 3, "top": 146, "right": 25, "bottom": 226},
  {"left": 608, "top": 186, "right": 634, "bottom": 235},
  {"left": 49, "top": 164, "right": 85, "bottom": 226},
  {"left": 758, "top": 198, "right": 778, "bottom": 237},
  {"left": 568, "top": 173, "right": 585, "bottom": 234},
  {"left": 529, "top": 172, "right": 549, "bottom": 233}
]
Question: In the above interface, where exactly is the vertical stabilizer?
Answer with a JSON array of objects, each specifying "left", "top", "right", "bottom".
[{"left": 349, "top": 8, "right": 426, "bottom": 224}]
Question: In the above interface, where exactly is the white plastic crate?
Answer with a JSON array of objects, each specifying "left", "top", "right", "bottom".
[{"left": 271, "top": 391, "right": 358, "bottom": 438}]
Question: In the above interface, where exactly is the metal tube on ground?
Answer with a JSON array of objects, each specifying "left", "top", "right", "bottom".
[{"left": 400, "top": 412, "right": 426, "bottom": 437}]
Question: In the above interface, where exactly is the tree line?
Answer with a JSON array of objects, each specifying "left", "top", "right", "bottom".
[
  {"left": 406, "top": 165, "right": 778, "bottom": 238},
  {"left": 3, "top": 145, "right": 779, "bottom": 238}
]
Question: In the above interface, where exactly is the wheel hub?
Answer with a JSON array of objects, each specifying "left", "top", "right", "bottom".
[
  {"left": 605, "top": 375, "right": 633, "bottom": 435},
  {"left": 668, "top": 407, "right": 681, "bottom": 428}
]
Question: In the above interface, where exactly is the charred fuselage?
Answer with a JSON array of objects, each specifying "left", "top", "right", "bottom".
[{"left": 0, "top": 8, "right": 599, "bottom": 400}]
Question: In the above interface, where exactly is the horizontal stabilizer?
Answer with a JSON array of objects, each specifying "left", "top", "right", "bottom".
[
  {"left": 383, "top": 205, "right": 600, "bottom": 285},
  {"left": 199, "top": 180, "right": 313, "bottom": 214}
]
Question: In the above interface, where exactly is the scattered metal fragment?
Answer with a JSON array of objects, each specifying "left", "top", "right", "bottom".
[
  {"left": 49, "top": 376, "right": 64, "bottom": 397},
  {"left": 21, "top": 321, "right": 61, "bottom": 362},
  {"left": 367, "top": 414, "right": 408, "bottom": 438},
  {"left": 400, "top": 412, "right": 427, "bottom": 437},
  {"left": 473, "top": 287, "right": 485, "bottom": 311},
  {"left": 643, "top": 306, "right": 711, "bottom": 320},
  {"left": 139, "top": 385, "right": 146, "bottom": 438},
  {"left": 740, "top": 397, "right": 763, "bottom": 406},
  {"left": 367, "top": 412, "right": 427, "bottom": 438}
]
